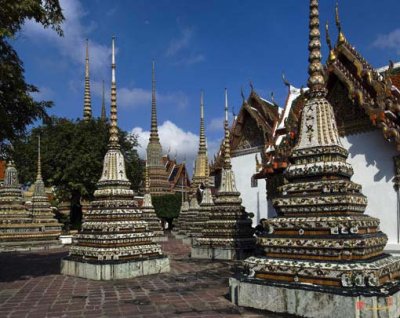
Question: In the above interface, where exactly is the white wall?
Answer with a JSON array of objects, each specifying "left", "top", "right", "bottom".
[
  {"left": 231, "top": 153, "right": 270, "bottom": 226},
  {"left": 341, "top": 130, "right": 399, "bottom": 248}
]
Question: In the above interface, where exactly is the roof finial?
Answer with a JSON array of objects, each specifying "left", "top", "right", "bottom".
[
  {"left": 270, "top": 91, "right": 275, "bottom": 104},
  {"left": 326, "top": 21, "right": 336, "bottom": 62},
  {"left": 36, "top": 135, "right": 42, "bottom": 181},
  {"left": 150, "top": 60, "right": 160, "bottom": 142},
  {"left": 282, "top": 72, "right": 291, "bottom": 87},
  {"left": 241, "top": 87, "right": 246, "bottom": 103},
  {"left": 223, "top": 88, "right": 231, "bottom": 170},
  {"left": 249, "top": 81, "right": 254, "bottom": 92},
  {"left": 101, "top": 80, "right": 106, "bottom": 121},
  {"left": 307, "top": 0, "right": 326, "bottom": 97},
  {"left": 199, "top": 90, "right": 207, "bottom": 153},
  {"left": 108, "top": 36, "right": 119, "bottom": 148},
  {"left": 83, "top": 39, "right": 92, "bottom": 121},
  {"left": 335, "top": 1, "right": 345, "bottom": 44}
]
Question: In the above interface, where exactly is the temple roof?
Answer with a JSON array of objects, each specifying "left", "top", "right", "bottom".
[
  {"left": 211, "top": 88, "right": 280, "bottom": 173},
  {"left": 254, "top": 14, "right": 400, "bottom": 180}
]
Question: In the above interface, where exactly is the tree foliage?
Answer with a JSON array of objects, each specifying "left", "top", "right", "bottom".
[
  {"left": 13, "top": 117, "right": 143, "bottom": 202},
  {"left": 152, "top": 193, "right": 182, "bottom": 219},
  {"left": 0, "top": 0, "right": 64, "bottom": 152}
]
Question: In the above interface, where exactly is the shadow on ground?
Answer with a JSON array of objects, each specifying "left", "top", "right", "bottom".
[{"left": 0, "top": 249, "right": 67, "bottom": 282}]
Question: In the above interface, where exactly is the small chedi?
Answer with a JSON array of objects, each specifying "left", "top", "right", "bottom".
[
  {"left": 0, "top": 140, "right": 61, "bottom": 251},
  {"left": 61, "top": 37, "right": 170, "bottom": 280},
  {"left": 192, "top": 89, "right": 255, "bottom": 260},
  {"left": 30, "top": 137, "right": 62, "bottom": 238},
  {"left": 188, "top": 91, "right": 211, "bottom": 241},
  {"left": 174, "top": 196, "right": 189, "bottom": 236},
  {"left": 182, "top": 194, "right": 200, "bottom": 244},
  {"left": 190, "top": 180, "right": 214, "bottom": 240},
  {"left": 230, "top": 1, "right": 400, "bottom": 317},
  {"left": 141, "top": 163, "right": 166, "bottom": 241}
]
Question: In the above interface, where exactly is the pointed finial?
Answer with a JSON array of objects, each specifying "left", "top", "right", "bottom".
[
  {"left": 199, "top": 90, "right": 207, "bottom": 153},
  {"left": 270, "top": 91, "right": 275, "bottom": 104},
  {"left": 282, "top": 72, "right": 291, "bottom": 87},
  {"left": 223, "top": 88, "right": 231, "bottom": 170},
  {"left": 249, "top": 81, "right": 254, "bottom": 92},
  {"left": 109, "top": 36, "right": 119, "bottom": 148},
  {"left": 241, "top": 87, "right": 245, "bottom": 103},
  {"left": 326, "top": 21, "right": 336, "bottom": 62},
  {"left": 335, "top": 1, "right": 345, "bottom": 44},
  {"left": 101, "top": 80, "right": 106, "bottom": 120},
  {"left": 83, "top": 39, "right": 92, "bottom": 121},
  {"left": 36, "top": 135, "right": 42, "bottom": 181},
  {"left": 307, "top": 0, "right": 326, "bottom": 97}
]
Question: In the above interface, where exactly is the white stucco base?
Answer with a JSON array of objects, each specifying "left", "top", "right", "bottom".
[
  {"left": 231, "top": 153, "right": 273, "bottom": 226},
  {"left": 341, "top": 131, "right": 399, "bottom": 248},
  {"left": 229, "top": 277, "right": 400, "bottom": 318},
  {"left": 60, "top": 256, "right": 170, "bottom": 280},
  {"left": 0, "top": 240, "right": 62, "bottom": 252}
]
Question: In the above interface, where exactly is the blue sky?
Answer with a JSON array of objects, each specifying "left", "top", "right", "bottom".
[{"left": 13, "top": 0, "right": 400, "bottom": 170}]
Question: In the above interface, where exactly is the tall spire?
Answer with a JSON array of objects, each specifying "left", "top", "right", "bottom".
[
  {"left": 198, "top": 90, "right": 207, "bottom": 154},
  {"left": 150, "top": 60, "right": 159, "bottom": 142},
  {"left": 145, "top": 161, "right": 150, "bottom": 194},
  {"left": 307, "top": 0, "right": 326, "bottom": 98},
  {"left": 83, "top": 39, "right": 92, "bottom": 121},
  {"left": 101, "top": 80, "right": 106, "bottom": 121},
  {"left": 108, "top": 36, "right": 119, "bottom": 149},
  {"left": 223, "top": 88, "right": 231, "bottom": 170},
  {"left": 295, "top": 0, "right": 341, "bottom": 150},
  {"left": 36, "top": 135, "right": 42, "bottom": 181}
]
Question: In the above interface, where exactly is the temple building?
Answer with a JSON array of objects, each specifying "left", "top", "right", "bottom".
[
  {"left": 230, "top": 1, "right": 400, "bottom": 317},
  {"left": 146, "top": 62, "right": 171, "bottom": 195},
  {"left": 210, "top": 88, "right": 279, "bottom": 226},
  {"left": 162, "top": 155, "right": 191, "bottom": 193},
  {"left": 61, "top": 37, "right": 170, "bottom": 280},
  {"left": 251, "top": 3, "right": 400, "bottom": 252},
  {"left": 141, "top": 163, "right": 166, "bottom": 241},
  {"left": 83, "top": 39, "right": 92, "bottom": 122},
  {"left": 192, "top": 89, "right": 255, "bottom": 260}
]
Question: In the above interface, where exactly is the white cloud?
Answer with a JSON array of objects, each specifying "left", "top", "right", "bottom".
[
  {"left": 30, "top": 86, "right": 55, "bottom": 101},
  {"left": 131, "top": 120, "right": 221, "bottom": 175},
  {"left": 91, "top": 81, "right": 188, "bottom": 109},
  {"left": 174, "top": 53, "right": 205, "bottom": 66},
  {"left": 166, "top": 28, "right": 193, "bottom": 57},
  {"left": 373, "top": 29, "right": 400, "bottom": 53},
  {"left": 165, "top": 27, "right": 205, "bottom": 66},
  {"left": 208, "top": 117, "right": 224, "bottom": 132},
  {"left": 22, "top": 0, "right": 110, "bottom": 78}
]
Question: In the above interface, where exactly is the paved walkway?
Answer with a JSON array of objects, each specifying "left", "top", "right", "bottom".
[{"left": 0, "top": 234, "right": 290, "bottom": 318}]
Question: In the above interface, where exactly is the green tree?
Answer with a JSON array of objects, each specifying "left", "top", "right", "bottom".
[
  {"left": 152, "top": 193, "right": 182, "bottom": 220},
  {"left": 0, "top": 0, "right": 64, "bottom": 153},
  {"left": 13, "top": 117, "right": 143, "bottom": 204}
]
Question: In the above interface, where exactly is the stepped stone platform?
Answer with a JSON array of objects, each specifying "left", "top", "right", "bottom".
[{"left": 0, "top": 234, "right": 289, "bottom": 318}]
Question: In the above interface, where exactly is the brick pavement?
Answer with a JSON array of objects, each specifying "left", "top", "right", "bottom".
[{"left": 0, "top": 234, "right": 292, "bottom": 318}]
